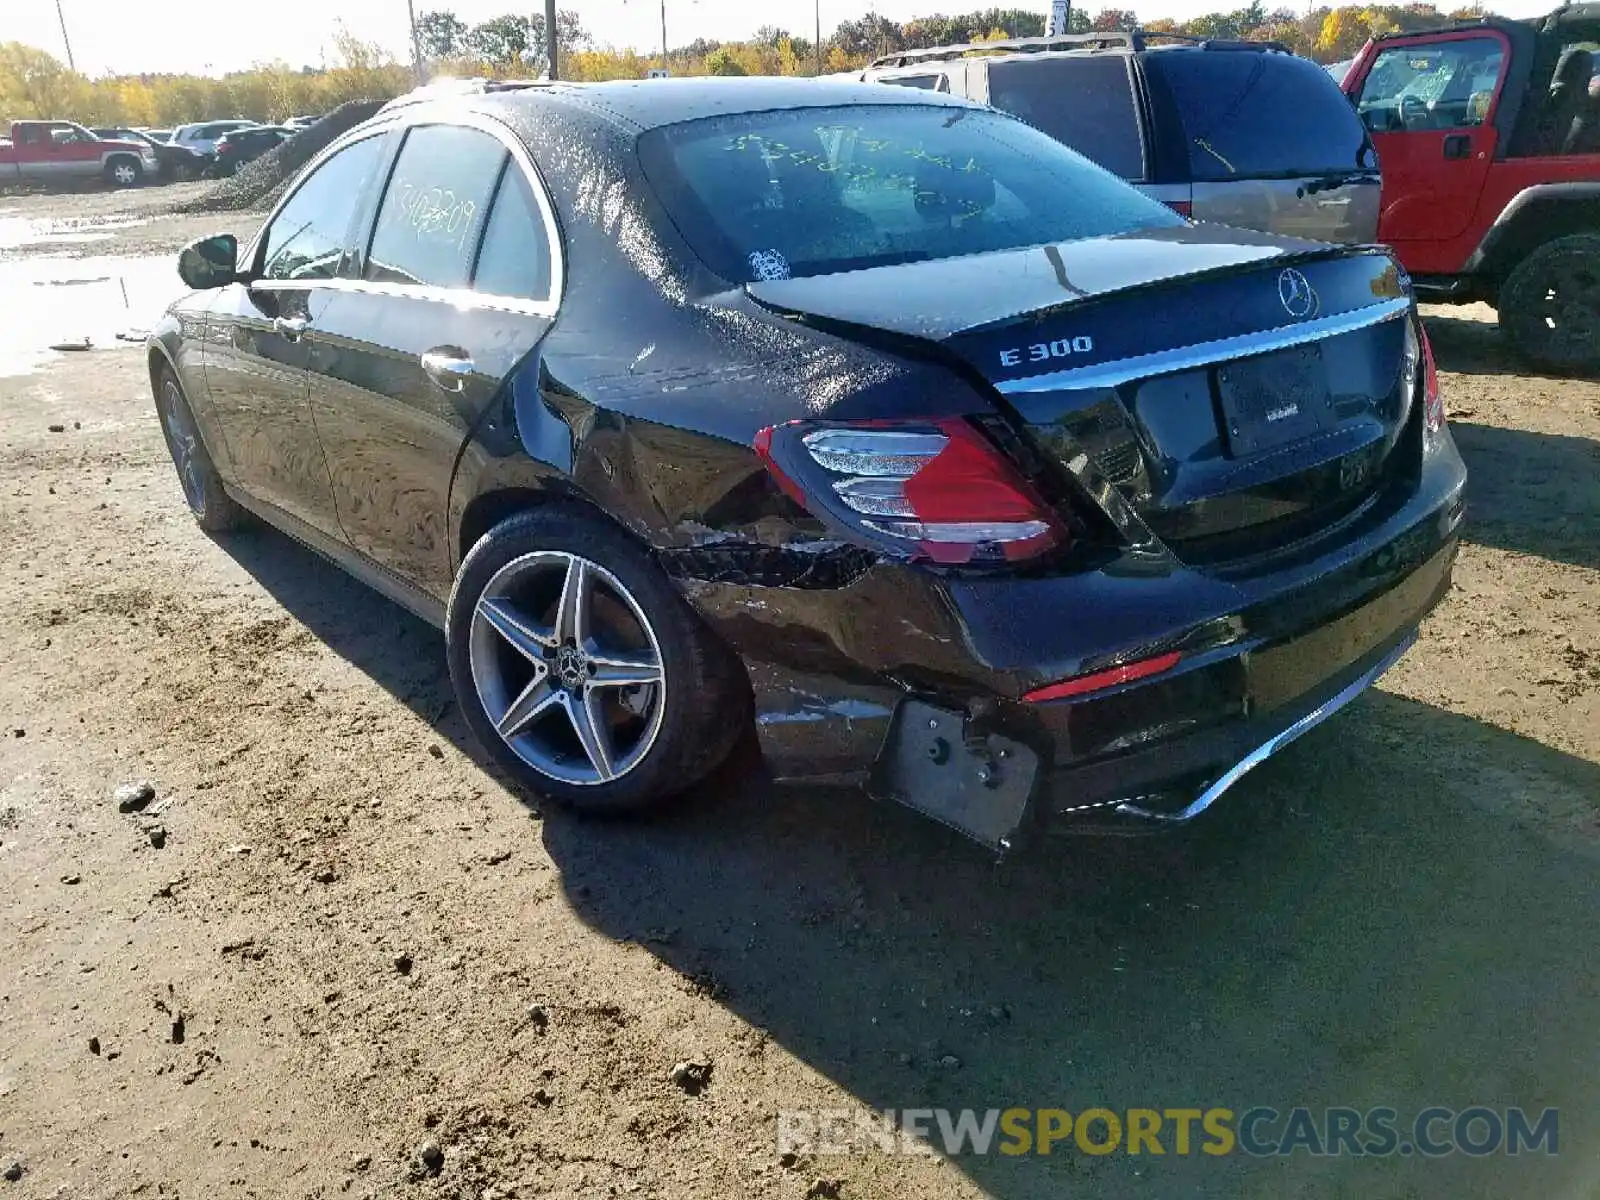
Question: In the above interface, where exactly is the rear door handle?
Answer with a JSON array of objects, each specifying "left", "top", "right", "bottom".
[
  {"left": 421, "top": 348, "right": 475, "bottom": 392},
  {"left": 272, "top": 315, "right": 308, "bottom": 341}
]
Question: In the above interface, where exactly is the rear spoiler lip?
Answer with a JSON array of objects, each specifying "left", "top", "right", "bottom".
[{"left": 951, "top": 242, "right": 1395, "bottom": 340}]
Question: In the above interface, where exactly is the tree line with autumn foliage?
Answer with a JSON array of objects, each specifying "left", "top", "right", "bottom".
[{"left": 2, "top": 3, "right": 1491, "bottom": 127}]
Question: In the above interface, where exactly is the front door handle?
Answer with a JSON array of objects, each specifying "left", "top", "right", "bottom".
[
  {"left": 422, "top": 348, "right": 475, "bottom": 392},
  {"left": 273, "top": 315, "right": 308, "bottom": 341},
  {"left": 1443, "top": 134, "right": 1472, "bottom": 160}
]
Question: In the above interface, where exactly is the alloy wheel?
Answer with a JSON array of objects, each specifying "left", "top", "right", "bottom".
[
  {"left": 467, "top": 551, "right": 666, "bottom": 786},
  {"left": 161, "top": 379, "right": 206, "bottom": 515},
  {"left": 113, "top": 163, "right": 137, "bottom": 185}
]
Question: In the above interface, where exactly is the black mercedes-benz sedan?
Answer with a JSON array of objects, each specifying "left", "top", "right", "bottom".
[{"left": 147, "top": 77, "right": 1466, "bottom": 850}]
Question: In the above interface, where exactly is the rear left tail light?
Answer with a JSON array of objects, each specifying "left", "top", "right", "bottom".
[
  {"left": 754, "top": 418, "right": 1068, "bottom": 565},
  {"left": 1163, "top": 199, "right": 1193, "bottom": 218}
]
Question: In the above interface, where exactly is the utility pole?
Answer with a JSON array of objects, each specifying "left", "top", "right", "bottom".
[
  {"left": 405, "top": 0, "right": 424, "bottom": 85},
  {"left": 660, "top": 0, "right": 668, "bottom": 65},
  {"left": 545, "top": 0, "right": 559, "bottom": 79},
  {"left": 54, "top": 0, "right": 76, "bottom": 71},
  {"left": 815, "top": 0, "right": 822, "bottom": 75}
]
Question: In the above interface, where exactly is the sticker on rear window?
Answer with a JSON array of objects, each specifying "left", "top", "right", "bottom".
[{"left": 748, "top": 249, "right": 792, "bottom": 281}]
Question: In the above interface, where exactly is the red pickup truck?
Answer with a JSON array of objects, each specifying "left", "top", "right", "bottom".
[{"left": 0, "top": 120, "right": 160, "bottom": 188}]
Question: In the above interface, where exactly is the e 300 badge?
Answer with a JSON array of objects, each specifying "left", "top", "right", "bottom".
[{"left": 999, "top": 336, "right": 1095, "bottom": 369}]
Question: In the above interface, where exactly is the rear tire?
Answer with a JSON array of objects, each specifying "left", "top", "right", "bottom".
[
  {"left": 1496, "top": 233, "right": 1600, "bottom": 374},
  {"left": 447, "top": 508, "right": 750, "bottom": 815},
  {"left": 104, "top": 156, "right": 142, "bottom": 187},
  {"left": 153, "top": 365, "right": 244, "bottom": 533}
]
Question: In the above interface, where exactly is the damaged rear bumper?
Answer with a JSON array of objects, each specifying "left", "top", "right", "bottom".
[{"left": 680, "top": 462, "right": 1463, "bottom": 851}]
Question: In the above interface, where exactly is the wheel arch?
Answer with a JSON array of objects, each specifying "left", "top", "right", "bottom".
[
  {"left": 1468, "top": 184, "right": 1600, "bottom": 287},
  {"left": 453, "top": 477, "right": 651, "bottom": 576}
]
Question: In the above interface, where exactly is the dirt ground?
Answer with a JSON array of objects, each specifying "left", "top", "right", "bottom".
[{"left": 0, "top": 185, "right": 1596, "bottom": 1200}]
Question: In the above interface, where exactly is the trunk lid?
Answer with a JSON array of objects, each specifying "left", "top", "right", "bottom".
[{"left": 747, "top": 228, "right": 1417, "bottom": 569}]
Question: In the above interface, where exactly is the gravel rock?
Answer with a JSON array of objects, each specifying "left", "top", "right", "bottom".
[
  {"left": 88, "top": 1036, "right": 101, "bottom": 1055},
  {"left": 147, "top": 825, "right": 167, "bottom": 850},
  {"left": 2, "top": 1161, "right": 21, "bottom": 1181},
  {"left": 312, "top": 867, "right": 336, "bottom": 884},
  {"left": 669, "top": 1058, "right": 712, "bottom": 1095},
  {"left": 938, "top": 1054, "right": 962, "bottom": 1070},
  {"left": 61, "top": 872, "right": 81, "bottom": 885},
  {"left": 47, "top": 423, "right": 65, "bottom": 433},
  {"left": 415, "top": 1137, "right": 444, "bottom": 1175},
  {"left": 114, "top": 781, "right": 156, "bottom": 813},
  {"left": 172, "top": 100, "right": 387, "bottom": 214},
  {"left": 393, "top": 952, "right": 414, "bottom": 975}
]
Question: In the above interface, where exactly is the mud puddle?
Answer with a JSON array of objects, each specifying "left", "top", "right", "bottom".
[{"left": 0, "top": 252, "right": 185, "bottom": 377}]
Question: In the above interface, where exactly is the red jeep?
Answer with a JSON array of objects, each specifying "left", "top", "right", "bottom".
[{"left": 1344, "top": 6, "right": 1600, "bottom": 370}]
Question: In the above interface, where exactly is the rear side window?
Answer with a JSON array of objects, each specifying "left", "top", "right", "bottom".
[
  {"left": 472, "top": 167, "right": 553, "bottom": 302},
  {"left": 883, "top": 73, "right": 948, "bottom": 92},
  {"left": 985, "top": 56, "right": 1146, "bottom": 180},
  {"left": 1148, "top": 52, "right": 1374, "bottom": 181},
  {"left": 366, "top": 124, "right": 507, "bottom": 290},
  {"left": 261, "top": 134, "right": 388, "bottom": 281}
]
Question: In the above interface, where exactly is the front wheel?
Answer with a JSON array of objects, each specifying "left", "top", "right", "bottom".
[
  {"left": 104, "top": 156, "right": 142, "bottom": 187},
  {"left": 153, "top": 365, "right": 244, "bottom": 533},
  {"left": 446, "top": 508, "right": 749, "bottom": 814},
  {"left": 1497, "top": 233, "right": 1600, "bottom": 374}
]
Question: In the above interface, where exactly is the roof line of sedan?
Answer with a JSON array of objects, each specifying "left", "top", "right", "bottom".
[{"left": 468, "top": 76, "right": 983, "bottom": 135}]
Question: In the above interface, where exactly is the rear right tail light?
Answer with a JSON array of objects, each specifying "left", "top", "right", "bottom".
[
  {"left": 754, "top": 418, "right": 1068, "bottom": 565},
  {"left": 1421, "top": 326, "right": 1443, "bottom": 437},
  {"left": 1162, "top": 199, "right": 1193, "bottom": 218}
]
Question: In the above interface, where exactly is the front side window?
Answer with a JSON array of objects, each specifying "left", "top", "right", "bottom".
[
  {"left": 1355, "top": 39, "right": 1505, "bottom": 132},
  {"left": 260, "top": 134, "right": 387, "bottom": 282},
  {"left": 986, "top": 56, "right": 1146, "bottom": 180},
  {"left": 639, "top": 103, "right": 1179, "bottom": 283},
  {"left": 366, "top": 124, "right": 507, "bottom": 290}
]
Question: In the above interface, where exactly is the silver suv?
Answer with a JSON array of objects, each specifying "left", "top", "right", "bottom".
[
  {"left": 860, "top": 31, "right": 1381, "bottom": 245},
  {"left": 169, "top": 119, "right": 259, "bottom": 158}
]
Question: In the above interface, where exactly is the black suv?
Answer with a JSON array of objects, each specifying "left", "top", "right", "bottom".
[{"left": 861, "top": 31, "right": 1381, "bottom": 245}]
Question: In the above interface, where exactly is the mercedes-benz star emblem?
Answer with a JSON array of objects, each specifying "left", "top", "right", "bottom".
[
  {"left": 1277, "top": 267, "right": 1319, "bottom": 320},
  {"left": 555, "top": 646, "right": 588, "bottom": 689}
]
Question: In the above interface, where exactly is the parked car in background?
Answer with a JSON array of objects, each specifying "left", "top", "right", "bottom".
[
  {"left": 148, "top": 78, "right": 1463, "bottom": 847},
  {"left": 169, "top": 119, "right": 259, "bottom": 164},
  {"left": 286, "top": 114, "right": 323, "bottom": 129},
  {"left": 860, "top": 31, "right": 1381, "bottom": 245},
  {"left": 142, "top": 128, "right": 174, "bottom": 142},
  {"left": 0, "top": 120, "right": 158, "bottom": 186},
  {"left": 210, "top": 125, "right": 293, "bottom": 176},
  {"left": 1343, "top": 6, "right": 1600, "bottom": 370},
  {"left": 91, "top": 126, "right": 204, "bottom": 179}
]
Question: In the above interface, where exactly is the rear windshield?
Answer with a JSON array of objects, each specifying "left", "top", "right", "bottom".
[
  {"left": 1146, "top": 51, "right": 1374, "bottom": 182},
  {"left": 985, "top": 56, "right": 1147, "bottom": 180},
  {"left": 637, "top": 103, "right": 1180, "bottom": 282}
]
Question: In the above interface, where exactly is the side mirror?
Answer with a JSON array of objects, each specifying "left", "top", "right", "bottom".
[{"left": 177, "top": 234, "right": 240, "bottom": 290}]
